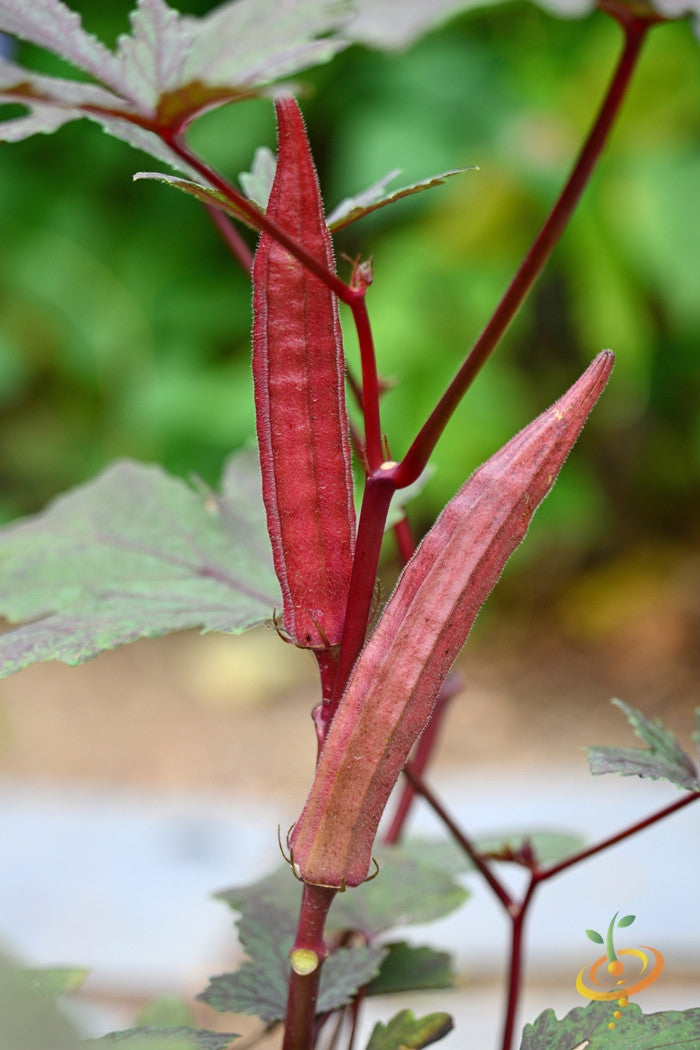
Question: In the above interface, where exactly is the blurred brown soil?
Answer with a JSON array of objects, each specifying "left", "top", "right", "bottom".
[{"left": 1, "top": 542, "right": 698, "bottom": 803}]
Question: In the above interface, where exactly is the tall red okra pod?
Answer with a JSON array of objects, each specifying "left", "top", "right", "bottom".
[
  {"left": 290, "top": 351, "right": 614, "bottom": 889},
  {"left": 252, "top": 97, "right": 355, "bottom": 673}
]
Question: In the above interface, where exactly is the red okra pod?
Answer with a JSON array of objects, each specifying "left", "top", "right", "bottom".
[
  {"left": 252, "top": 96, "right": 355, "bottom": 651},
  {"left": 290, "top": 351, "right": 614, "bottom": 888}
]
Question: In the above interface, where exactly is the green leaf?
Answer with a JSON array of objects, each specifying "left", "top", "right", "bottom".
[
  {"left": 133, "top": 172, "right": 261, "bottom": 226},
  {"left": 0, "top": 0, "right": 350, "bottom": 169},
  {"left": 326, "top": 169, "right": 472, "bottom": 232},
  {"left": 326, "top": 845, "right": 469, "bottom": 936},
  {"left": 198, "top": 898, "right": 385, "bottom": 1023},
  {"left": 135, "top": 999, "right": 195, "bottom": 1028},
  {"left": 20, "top": 966, "right": 88, "bottom": 998},
  {"left": 0, "top": 958, "right": 86, "bottom": 1050},
  {"left": 586, "top": 699, "right": 700, "bottom": 792},
  {"left": 365, "top": 1010, "right": 454, "bottom": 1050},
  {"left": 95, "top": 1029, "right": 237, "bottom": 1049},
  {"left": 208, "top": 848, "right": 465, "bottom": 1024},
  {"left": 617, "top": 914, "right": 636, "bottom": 928},
  {"left": 366, "top": 942, "right": 455, "bottom": 996},
  {"left": 519, "top": 999, "right": 700, "bottom": 1050},
  {"left": 136, "top": 166, "right": 471, "bottom": 237},
  {"left": 197, "top": 899, "right": 295, "bottom": 1022},
  {"left": 0, "top": 449, "right": 281, "bottom": 679},
  {"left": 585, "top": 929, "right": 604, "bottom": 944},
  {"left": 318, "top": 944, "right": 388, "bottom": 1013},
  {"left": 216, "top": 846, "right": 469, "bottom": 942},
  {"left": 401, "top": 831, "right": 585, "bottom": 876}
]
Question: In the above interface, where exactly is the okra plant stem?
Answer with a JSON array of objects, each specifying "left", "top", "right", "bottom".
[{"left": 393, "top": 15, "right": 650, "bottom": 489}]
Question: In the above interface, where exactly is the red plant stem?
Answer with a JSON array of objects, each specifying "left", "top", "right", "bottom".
[
  {"left": 498, "top": 789, "right": 700, "bottom": 1050},
  {"left": 205, "top": 203, "right": 253, "bottom": 273},
  {"left": 402, "top": 764, "right": 513, "bottom": 910},
  {"left": 167, "top": 131, "right": 358, "bottom": 307},
  {"left": 499, "top": 875, "right": 538, "bottom": 1050},
  {"left": 351, "top": 292, "right": 384, "bottom": 472},
  {"left": 407, "top": 763, "right": 699, "bottom": 1050},
  {"left": 329, "top": 472, "right": 396, "bottom": 714},
  {"left": 392, "top": 17, "right": 650, "bottom": 490},
  {"left": 169, "top": 132, "right": 387, "bottom": 510},
  {"left": 392, "top": 514, "right": 415, "bottom": 566},
  {"left": 537, "top": 787, "right": 700, "bottom": 882},
  {"left": 282, "top": 883, "right": 337, "bottom": 1050}
]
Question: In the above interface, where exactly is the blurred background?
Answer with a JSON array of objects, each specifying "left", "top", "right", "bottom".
[{"left": 0, "top": 0, "right": 699, "bottom": 1044}]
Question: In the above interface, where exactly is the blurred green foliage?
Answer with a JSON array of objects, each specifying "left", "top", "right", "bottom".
[{"left": 1, "top": 1, "right": 698, "bottom": 580}]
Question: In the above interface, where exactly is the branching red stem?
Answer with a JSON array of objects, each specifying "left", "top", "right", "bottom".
[{"left": 393, "top": 17, "right": 650, "bottom": 489}]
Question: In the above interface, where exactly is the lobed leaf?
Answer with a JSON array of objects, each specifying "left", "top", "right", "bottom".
[
  {"left": 0, "top": 450, "right": 280, "bottom": 678},
  {"left": 252, "top": 96, "right": 355, "bottom": 650},
  {"left": 586, "top": 699, "right": 700, "bottom": 791},
  {"left": 519, "top": 999, "right": 700, "bottom": 1049},
  {"left": 198, "top": 897, "right": 385, "bottom": 1023},
  {"left": 290, "top": 352, "right": 614, "bottom": 888},
  {"left": 0, "top": 0, "right": 350, "bottom": 170},
  {"left": 365, "top": 1010, "right": 454, "bottom": 1050}
]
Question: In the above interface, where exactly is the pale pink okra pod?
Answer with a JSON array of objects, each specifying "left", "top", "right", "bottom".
[{"left": 290, "top": 351, "right": 614, "bottom": 888}]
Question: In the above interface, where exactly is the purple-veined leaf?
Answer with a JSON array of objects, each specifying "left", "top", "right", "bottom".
[
  {"left": 0, "top": 450, "right": 280, "bottom": 679},
  {"left": 0, "top": 0, "right": 351, "bottom": 170}
]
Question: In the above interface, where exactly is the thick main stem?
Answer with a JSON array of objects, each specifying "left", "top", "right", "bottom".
[
  {"left": 393, "top": 17, "right": 650, "bottom": 489},
  {"left": 283, "top": 883, "right": 337, "bottom": 1050}
]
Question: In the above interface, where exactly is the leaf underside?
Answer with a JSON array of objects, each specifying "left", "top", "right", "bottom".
[
  {"left": 586, "top": 699, "right": 700, "bottom": 792},
  {"left": 0, "top": 0, "right": 350, "bottom": 173},
  {"left": 134, "top": 165, "right": 470, "bottom": 234},
  {"left": 520, "top": 999, "right": 700, "bottom": 1049},
  {"left": 0, "top": 450, "right": 280, "bottom": 678}
]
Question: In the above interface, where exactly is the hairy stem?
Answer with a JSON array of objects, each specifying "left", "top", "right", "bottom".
[
  {"left": 393, "top": 16, "right": 650, "bottom": 489},
  {"left": 283, "top": 883, "right": 337, "bottom": 1050}
]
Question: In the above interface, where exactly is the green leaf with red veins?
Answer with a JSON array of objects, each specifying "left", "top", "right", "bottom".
[
  {"left": 252, "top": 96, "right": 355, "bottom": 651},
  {"left": 290, "top": 351, "right": 614, "bottom": 888}
]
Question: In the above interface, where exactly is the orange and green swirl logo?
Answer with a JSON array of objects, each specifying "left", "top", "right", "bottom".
[{"left": 576, "top": 912, "right": 664, "bottom": 1029}]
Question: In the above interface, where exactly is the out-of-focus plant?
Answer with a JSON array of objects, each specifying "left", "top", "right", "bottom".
[{"left": 0, "top": 2, "right": 698, "bottom": 1050}]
